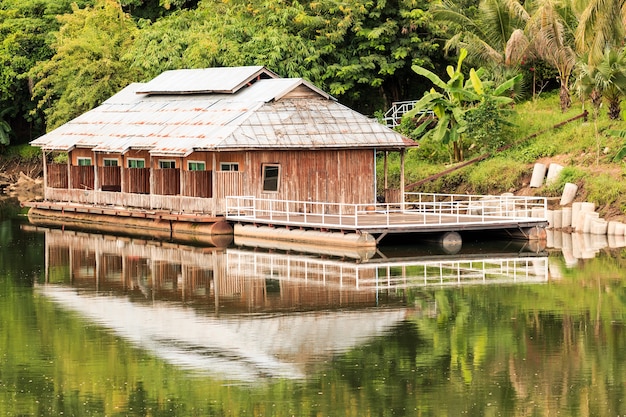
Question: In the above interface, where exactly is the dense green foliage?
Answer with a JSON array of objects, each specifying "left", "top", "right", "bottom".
[
  {"left": 13, "top": 0, "right": 443, "bottom": 138},
  {"left": 0, "top": 0, "right": 625, "bottom": 149}
]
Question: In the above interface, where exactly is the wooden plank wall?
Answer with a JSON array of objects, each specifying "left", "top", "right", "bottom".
[
  {"left": 47, "top": 164, "right": 68, "bottom": 189},
  {"left": 245, "top": 149, "right": 375, "bottom": 204},
  {"left": 70, "top": 166, "right": 95, "bottom": 190},
  {"left": 182, "top": 170, "right": 212, "bottom": 198},
  {"left": 153, "top": 168, "right": 180, "bottom": 195},
  {"left": 99, "top": 166, "right": 121, "bottom": 191},
  {"left": 125, "top": 168, "right": 150, "bottom": 194}
]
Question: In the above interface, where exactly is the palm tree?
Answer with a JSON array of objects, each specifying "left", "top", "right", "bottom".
[
  {"left": 593, "top": 47, "right": 626, "bottom": 119},
  {"left": 431, "top": 0, "right": 532, "bottom": 71},
  {"left": 526, "top": 0, "right": 578, "bottom": 111},
  {"left": 575, "top": 55, "right": 603, "bottom": 118},
  {"left": 574, "top": 0, "right": 626, "bottom": 65}
]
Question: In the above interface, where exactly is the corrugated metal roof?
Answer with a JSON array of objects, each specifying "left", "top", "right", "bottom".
[
  {"left": 135, "top": 66, "right": 278, "bottom": 95},
  {"left": 31, "top": 66, "right": 414, "bottom": 155}
]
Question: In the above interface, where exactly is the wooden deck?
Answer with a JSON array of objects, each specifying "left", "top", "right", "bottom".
[
  {"left": 24, "top": 192, "right": 549, "bottom": 247},
  {"left": 25, "top": 201, "right": 222, "bottom": 223},
  {"left": 230, "top": 211, "right": 547, "bottom": 234},
  {"left": 225, "top": 194, "right": 549, "bottom": 241}
]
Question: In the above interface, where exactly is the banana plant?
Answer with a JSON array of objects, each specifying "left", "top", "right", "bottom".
[{"left": 404, "top": 48, "right": 520, "bottom": 161}]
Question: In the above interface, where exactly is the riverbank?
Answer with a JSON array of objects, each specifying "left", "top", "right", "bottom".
[
  {"left": 396, "top": 94, "right": 626, "bottom": 223},
  {"left": 0, "top": 154, "right": 42, "bottom": 216}
]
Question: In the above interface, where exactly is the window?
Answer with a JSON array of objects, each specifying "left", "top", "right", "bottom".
[
  {"left": 103, "top": 158, "right": 118, "bottom": 167},
  {"left": 188, "top": 161, "right": 206, "bottom": 171},
  {"left": 77, "top": 157, "right": 92, "bottom": 166},
  {"left": 220, "top": 162, "right": 239, "bottom": 172},
  {"left": 262, "top": 164, "right": 280, "bottom": 192},
  {"left": 128, "top": 158, "right": 145, "bottom": 168},
  {"left": 159, "top": 160, "right": 176, "bottom": 169}
]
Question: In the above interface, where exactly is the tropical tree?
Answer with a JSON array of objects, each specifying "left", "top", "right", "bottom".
[
  {"left": 574, "top": 0, "right": 625, "bottom": 65},
  {"left": 127, "top": 0, "right": 442, "bottom": 114},
  {"left": 0, "top": 119, "right": 11, "bottom": 147},
  {"left": 526, "top": 0, "right": 578, "bottom": 111},
  {"left": 309, "top": 0, "right": 442, "bottom": 110},
  {"left": 575, "top": 55, "right": 603, "bottom": 119},
  {"left": 590, "top": 47, "right": 626, "bottom": 120},
  {"left": 0, "top": 0, "right": 93, "bottom": 143},
  {"left": 403, "top": 49, "right": 520, "bottom": 162},
  {"left": 30, "top": 0, "right": 141, "bottom": 130},
  {"left": 431, "top": 0, "right": 531, "bottom": 71}
]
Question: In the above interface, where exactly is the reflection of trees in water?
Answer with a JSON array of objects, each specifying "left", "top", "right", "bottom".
[
  {"left": 7, "top": 225, "right": 626, "bottom": 415},
  {"left": 403, "top": 259, "right": 626, "bottom": 416}
]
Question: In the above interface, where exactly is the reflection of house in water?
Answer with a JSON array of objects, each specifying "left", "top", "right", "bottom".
[
  {"left": 42, "top": 229, "right": 550, "bottom": 313},
  {"left": 37, "top": 228, "right": 549, "bottom": 381}
]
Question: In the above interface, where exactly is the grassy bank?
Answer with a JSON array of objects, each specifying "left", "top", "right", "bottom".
[{"left": 380, "top": 92, "right": 626, "bottom": 220}]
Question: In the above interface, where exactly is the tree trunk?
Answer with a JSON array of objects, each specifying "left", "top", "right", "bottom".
[
  {"left": 608, "top": 99, "right": 622, "bottom": 120},
  {"left": 559, "top": 83, "right": 571, "bottom": 112},
  {"left": 590, "top": 88, "right": 602, "bottom": 110},
  {"left": 453, "top": 140, "right": 464, "bottom": 162}
]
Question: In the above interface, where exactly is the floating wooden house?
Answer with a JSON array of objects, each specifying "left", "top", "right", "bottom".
[{"left": 27, "top": 66, "right": 414, "bottom": 242}]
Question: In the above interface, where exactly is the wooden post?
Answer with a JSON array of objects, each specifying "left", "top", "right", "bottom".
[
  {"left": 400, "top": 149, "right": 405, "bottom": 205},
  {"left": 384, "top": 151, "right": 388, "bottom": 201},
  {"left": 120, "top": 154, "right": 126, "bottom": 193},
  {"left": 149, "top": 155, "right": 155, "bottom": 207},
  {"left": 66, "top": 153, "right": 72, "bottom": 189},
  {"left": 93, "top": 152, "right": 100, "bottom": 191},
  {"left": 42, "top": 150, "right": 48, "bottom": 198},
  {"left": 212, "top": 153, "right": 217, "bottom": 215},
  {"left": 180, "top": 158, "right": 187, "bottom": 198}
]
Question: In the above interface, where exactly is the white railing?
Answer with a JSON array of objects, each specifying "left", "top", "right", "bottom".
[
  {"left": 404, "top": 192, "right": 548, "bottom": 218},
  {"left": 225, "top": 193, "right": 548, "bottom": 231},
  {"left": 382, "top": 100, "right": 434, "bottom": 128},
  {"left": 228, "top": 249, "right": 549, "bottom": 289}
]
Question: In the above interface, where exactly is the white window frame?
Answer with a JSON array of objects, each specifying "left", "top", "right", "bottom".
[
  {"left": 187, "top": 161, "right": 206, "bottom": 171},
  {"left": 103, "top": 158, "right": 119, "bottom": 167},
  {"left": 220, "top": 162, "right": 239, "bottom": 172},
  {"left": 261, "top": 163, "right": 280, "bottom": 193},
  {"left": 127, "top": 158, "right": 145, "bottom": 168},
  {"left": 77, "top": 157, "right": 92, "bottom": 166},
  {"left": 159, "top": 160, "right": 176, "bottom": 169}
]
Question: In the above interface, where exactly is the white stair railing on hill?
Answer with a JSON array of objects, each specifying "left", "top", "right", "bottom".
[{"left": 382, "top": 100, "right": 434, "bottom": 128}]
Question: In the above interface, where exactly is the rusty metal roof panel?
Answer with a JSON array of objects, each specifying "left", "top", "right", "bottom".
[
  {"left": 233, "top": 78, "right": 332, "bottom": 102},
  {"left": 31, "top": 68, "right": 413, "bottom": 154},
  {"left": 135, "top": 66, "right": 278, "bottom": 95},
  {"left": 221, "top": 100, "right": 408, "bottom": 149}
]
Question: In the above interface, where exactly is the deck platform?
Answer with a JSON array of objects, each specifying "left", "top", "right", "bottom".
[
  {"left": 225, "top": 193, "right": 549, "bottom": 244},
  {"left": 24, "top": 192, "right": 549, "bottom": 248}
]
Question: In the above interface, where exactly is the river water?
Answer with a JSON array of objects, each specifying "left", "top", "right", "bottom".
[{"left": 1, "top": 217, "right": 626, "bottom": 416}]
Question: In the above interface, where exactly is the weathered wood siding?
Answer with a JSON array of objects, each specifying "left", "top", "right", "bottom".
[
  {"left": 71, "top": 148, "right": 93, "bottom": 165},
  {"left": 47, "top": 164, "right": 68, "bottom": 189},
  {"left": 71, "top": 166, "right": 94, "bottom": 190},
  {"left": 243, "top": 149, "right": 375, "bottom": 204},
  {"left": 125, "top": 168, "right": 150, "bottom": 194},
  {"left": 44, "top": 188, "right": 217, "bottom": 213},
  {"left": 43, "top": 149, "right": 375, "bottom": 215},
  {"left": 153, "top": 168, "right": 180, "bottom": 195},
  {"left": 215, "top": 171, "right": 244, "bottom": 198},
  {"left": 182, "top": 170, "right": 212, "bottom": 198},
  {"left": 99, "top": 166, "right": 121, "bottom": 192}
]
